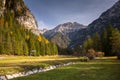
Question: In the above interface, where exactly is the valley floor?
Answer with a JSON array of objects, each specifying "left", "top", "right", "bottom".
[
  {"left": 0, "top": 55, "right": 80, "bottom": 75},
  {"left": 11, "top": 57, "right": 120, "bottom": 80}
]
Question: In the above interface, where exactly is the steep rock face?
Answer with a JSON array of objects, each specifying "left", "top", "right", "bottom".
[
  {"left": 0, "top": 0, "right": 6, "bottom": 16},
  {"left": 44, "top": 22, "right": 86, "bottom": 37},
  {"left": 71, "top": 0, "right": 120, "bottom": 47},
  {"left": 0, "top": 0, "right": 38, "bottom": 30},
  {"left": 88, "top": 0, "right": 120, "bottom": 33},
  {"left": 53, "top": 22, "right": 86, "bottom": 35},
  {"left": 43, "top": 22, "right": 86, "bottom": 48},
  {"left": 50, "top": 32, "right": 70, "bottom": 48}
]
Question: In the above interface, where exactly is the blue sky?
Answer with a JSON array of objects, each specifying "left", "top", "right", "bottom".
[{"left": 24, "top": 0, "right": 118, "bottom": 30}]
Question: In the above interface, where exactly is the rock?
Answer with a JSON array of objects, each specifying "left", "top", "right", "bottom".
[
  {"left": 38, "top": 69, "right": 42, "bottom": 72},
  {"left": 43, "top": 22, "right": 86, "bottom": 48},
  {"left": 6, "top": 75, "right": 13, "bottom": 79},
  {"left": 32, "top": 69, "right": 38, "bottom": 73},
  {"left": 0, "top": 0, "right": 39, "bottom": 34},
  {"left": 0, "top": 76, "right": 7, "bottom": 80},
  {"left": 70, "top": 0, "right": 120, "bottom": 47},
  {"left": 3, "top": 62, "right": 75, "bottom": 80},
  {"left": 25, "top": 71, "right": 33, "bottom": 75}
]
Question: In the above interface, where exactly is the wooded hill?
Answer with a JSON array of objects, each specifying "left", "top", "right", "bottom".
[{"left": 0, "top": 12, "right": 58, "bottom": 56}]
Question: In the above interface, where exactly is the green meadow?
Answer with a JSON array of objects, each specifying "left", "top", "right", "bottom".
[
  {"left": 0, "top": 55, "right": 80, "bottom": 75},
  {"left": 11, "top": 57, "right": 120, "bottom": 80}
]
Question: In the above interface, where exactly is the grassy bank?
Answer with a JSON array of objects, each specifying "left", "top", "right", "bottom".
[
  {"left": 12, "top": 57, "right": 120, "bottom": 80},
  {"left": 0, "top": 55, "right": 80, "bottom": 75}
]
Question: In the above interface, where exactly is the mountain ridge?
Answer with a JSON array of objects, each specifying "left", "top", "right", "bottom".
[
  {"left": 43, "top": 22, "right": 86, "bottom": 48},
  {"left": 43, "top": 0, "right": 120, "bottom": 48},
  {"left": 72, "top": 0, "right": 120, "bottom": 47},
  {"left": 0, "top": 0, "right": 38, "bottom": 32},
  {"left": 0, "top": 0, "right": 58, "bottom": 56}
]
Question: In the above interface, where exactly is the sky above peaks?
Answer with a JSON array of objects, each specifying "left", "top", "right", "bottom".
[{"left": 24, "top": 0, "right": 118, "bottom": 30}]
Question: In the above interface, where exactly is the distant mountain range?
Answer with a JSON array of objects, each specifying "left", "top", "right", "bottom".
[
  {"left": 43, "top": 22, "right": 86, "bottom": 48},
  {"left": 71, "top": 0, "right": 120, "bottom": 47},
  {"left": 43, "top": 0, "right": 120, "bottom": 48}
]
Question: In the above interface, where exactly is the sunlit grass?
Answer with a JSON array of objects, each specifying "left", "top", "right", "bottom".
[
  {"left": 12, "top": 57, "right": 120, "bottom": 80},
  {"left": 0, "top": 55, "right": 80, "bottom": 75}
]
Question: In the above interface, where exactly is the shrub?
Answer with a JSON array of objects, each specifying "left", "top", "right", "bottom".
[
  {"left": 95, "top": 52, "right": 104, "bottom": 57},
  {"left": 86, "top": 49, "right": 96, "bottom": 60},
  {"left": 79, "top": 57, "right": 89, "bottom": 62}
]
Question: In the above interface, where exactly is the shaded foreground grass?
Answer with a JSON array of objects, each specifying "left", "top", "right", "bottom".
[
  {"left": 12, "top": 57, "right": 120, "bottom": 80},
  {"left": 0, "top": 55, "right": 80, "bottom": 75}
]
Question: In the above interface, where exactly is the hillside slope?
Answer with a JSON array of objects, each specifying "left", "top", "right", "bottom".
[
  {"left": 71, "top": 0, "right": 120, "bottom": 47},
  {"left": 44, "top": 22, "right": 86, "bottom": 48},
  {"left": 0, "top": 0, "right": 58, "bottom": 56}
]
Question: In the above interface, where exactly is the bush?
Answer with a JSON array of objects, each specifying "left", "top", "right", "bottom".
[
  {"left": 86, "top": 49, "right": 96, "bottom": 60},
  {"left": 79, "top": 57, "right": 89, "bottom": 62},
  {"left": 95, "top": 52, "right": 104, "bottom": 57}
]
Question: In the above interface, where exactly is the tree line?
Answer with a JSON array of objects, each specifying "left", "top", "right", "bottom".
[
  {"left": 81, "top": 25, "right": 120, "bottom": 59},
  {"left": 49, "top": 24, "right": 120, "bottom": 59},
  {"left": 0, "top": 12, "right": 58, "bottom": 56}
]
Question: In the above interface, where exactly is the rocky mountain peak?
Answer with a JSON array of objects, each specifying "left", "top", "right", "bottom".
[
  {"left": 43, "top": 22, "right": 86, "bottom": 38},
  {"left": 0, "top": 0, "right": 38, "bottom": 30},
  {"left": 55, "top": 22, "right": 85, "bottom": 28},
  {"left": 43, "top": 22, "right": 86, "bottom": 48},
  {"left": 54, "top": 22, "right": 86, "bottom": 33}
]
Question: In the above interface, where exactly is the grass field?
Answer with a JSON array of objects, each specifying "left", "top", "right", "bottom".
[
  {"left": 0, "top": 55, "right": 80, "bottom": 75},
  {"left": 11, "top": 57, "right": 120, "bottom": 80}
]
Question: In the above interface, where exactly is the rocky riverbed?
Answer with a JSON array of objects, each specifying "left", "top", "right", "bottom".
[{"left": 0, "top": 62, "right": 75, "bottom": 80}]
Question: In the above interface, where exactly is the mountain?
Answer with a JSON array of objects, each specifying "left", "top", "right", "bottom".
[
  {"left": 39, "top": 28, "right": 48, "bottom": 34},
  {"left": 88, "top": 0, "right": 120, "bottom": 33},
  {"left": 70, "top": 0, "right": 120, "bottom": 47},
  {"left": 44, "top": 22, "right": 86, "bottom": 37},
  {"left": 0, "top": 0, "right": 38, "bottom": 34},
  {"left": 44, "top": 0, "right": 120, "bottom": 48},
  {"left": 0, "top": 0, "right": 58, "bottom": 56},
  {"left": 50, "top": 32, "right": 70, "bottom": 48},
  {"left": 43, "top": 22, "right": 86, "bottom": 48}
]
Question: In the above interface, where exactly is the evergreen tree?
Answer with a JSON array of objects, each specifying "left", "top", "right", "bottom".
[
  {"left": 106, "top": 25, "right": 114, "bottom": 56},
  {"left": 101, "top": 28, "right": 108, "bottom": 56},
  {"left": 111, "top": 28, "right": 120, "bottom": 56},
  {"left": 93, "top": 32, "right": 101, "bottom": 51},
  {"left": 83, "top": 36, "right": 93, "bottom": 50},
  {"left": 5, "top": 33, "right": 12, "bottom": 54},
  {"left": 0, "top": 14, "right": 58, "bottom": 56},
  {"left": 23, "top": 42, "right": 29, "bottom": 56}
]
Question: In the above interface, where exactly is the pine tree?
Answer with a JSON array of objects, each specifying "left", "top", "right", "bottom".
[
  {"left": 101, "top": 28, "right": 108, "bottom": 56},
  {"left": 0, "top": 17, "right": 4, "bottom": 27},
  {"left": 0, "top": 14, "right": 58, "bottom": 56},
  {"left": 83, "top": 36, "right": 93, "bottom": 50},
  {"left": 5, "top": 33, "right": 12, "bottom": 55},
  {"left": 23, "top": 42, "right": 29, "bottom": 56},
  {"left": 111, "top": 28, "right": 120, "bottom": 56},
  {"left": 93, "top": 32, "right": 101, "bottom": 51},
  {"left": 0, "top": 30, "right": 4, "bottom": 54},
  {"left": 40, "top": 42, "right": 46, "bottom": 56},
  {"left": 0, "top": 28, "right": 3, "bottom": 54},
  {"left": 106, "top": 25, "right": 114, "bottom": 56}
]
